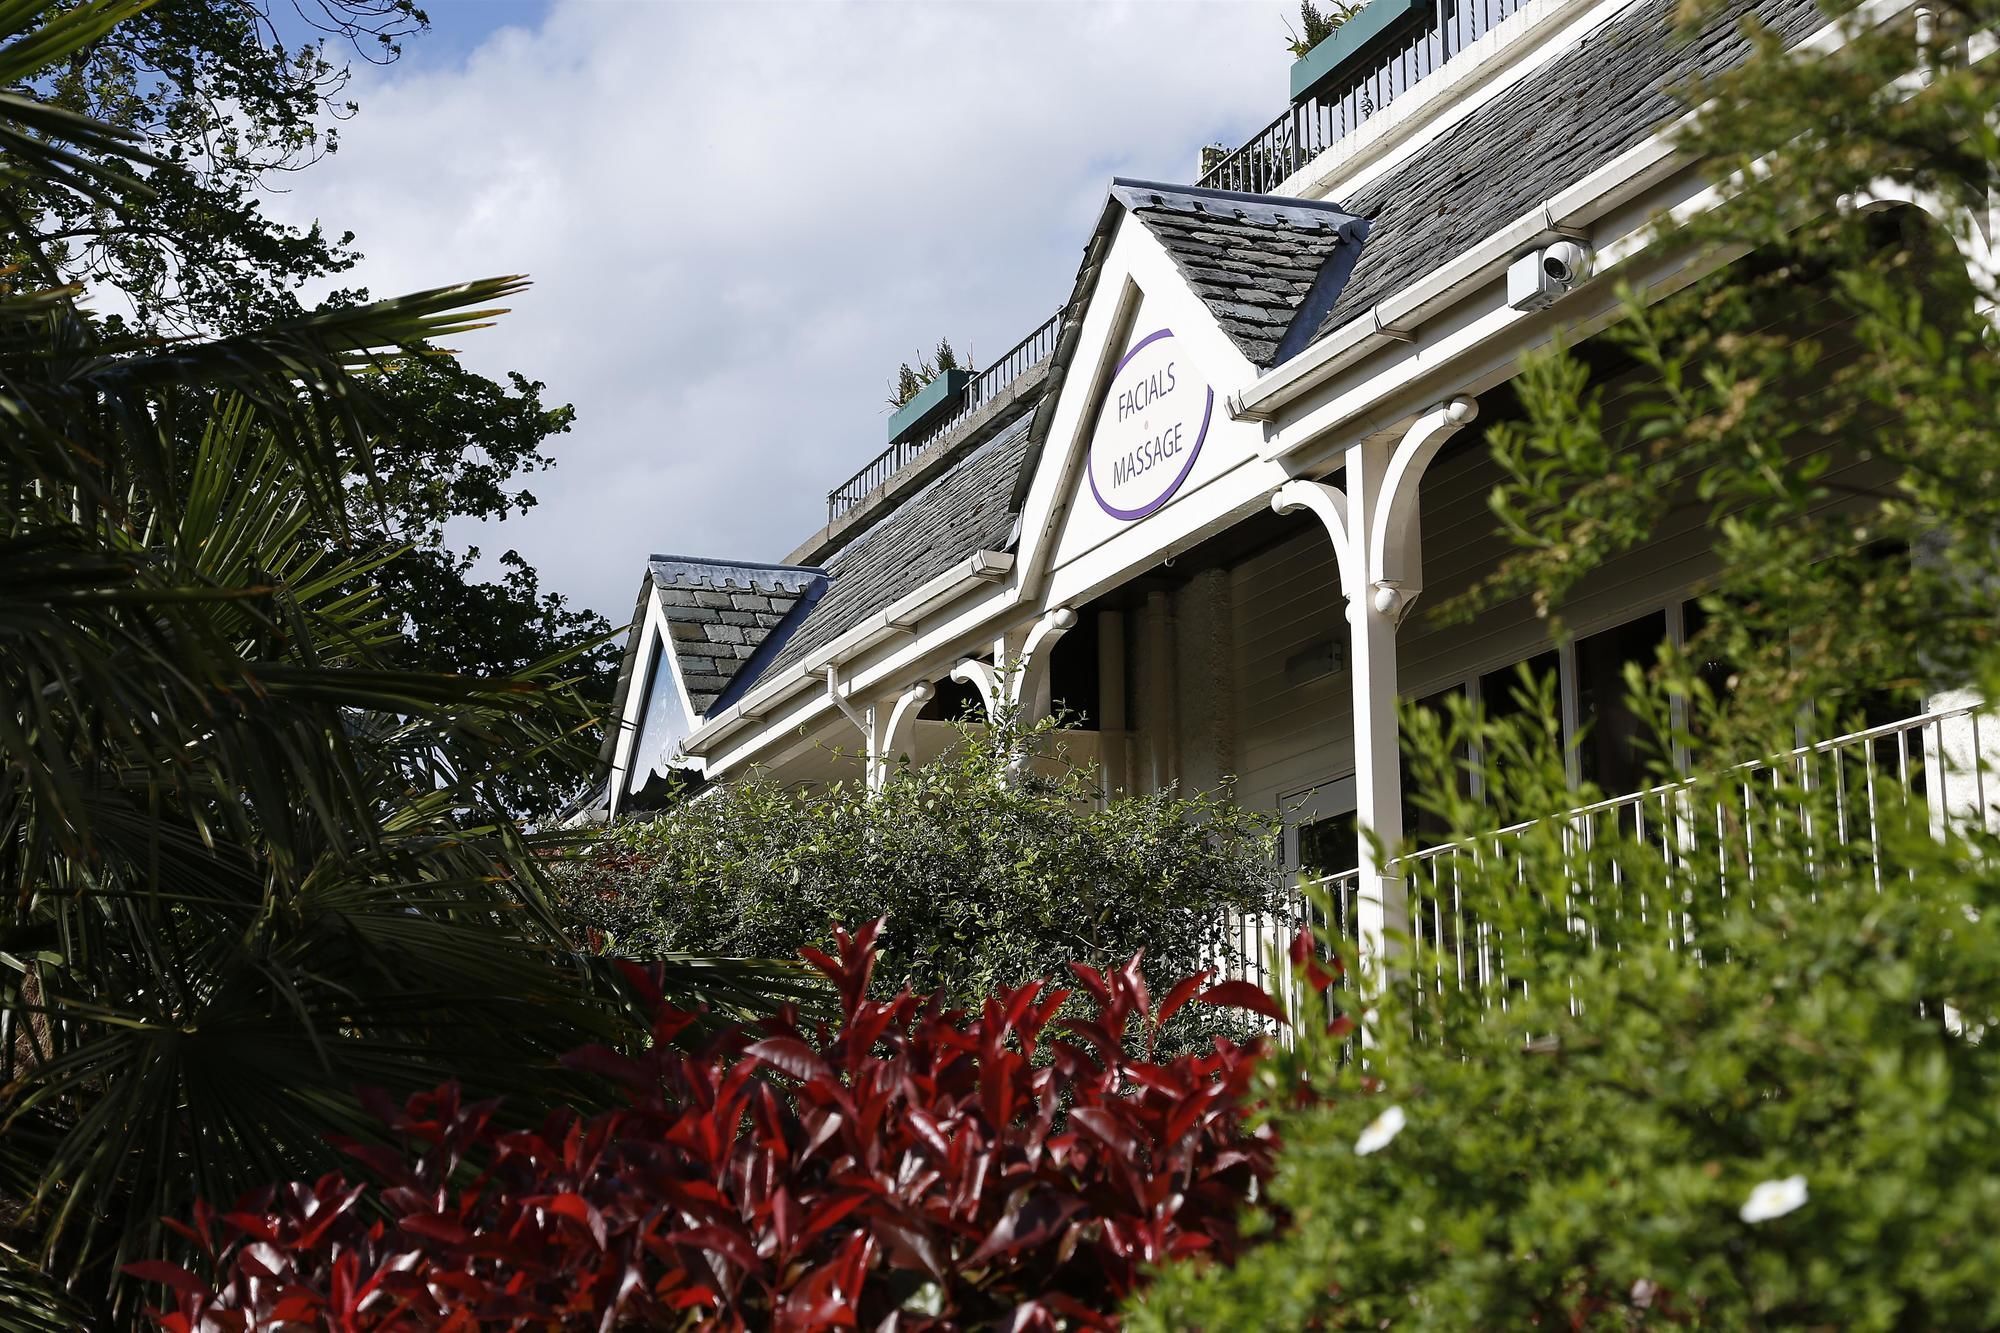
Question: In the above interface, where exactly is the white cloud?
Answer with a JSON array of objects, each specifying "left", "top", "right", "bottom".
[{"left": 274, "top": 0, "right": 1301, "bottom": 621}]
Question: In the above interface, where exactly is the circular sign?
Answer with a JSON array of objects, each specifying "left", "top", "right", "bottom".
[{"left": 1086, "top": 327, "right": 1213, "bottom": 521}]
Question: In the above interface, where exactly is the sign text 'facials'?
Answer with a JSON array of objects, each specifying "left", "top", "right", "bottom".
[{"left": 1087, "top": 328, "right": 1212, "bottom": 521}]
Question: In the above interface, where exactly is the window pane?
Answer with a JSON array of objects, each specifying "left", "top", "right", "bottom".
[
  {"left": 1403, "top": 686, "right": 1465, "bottom": 849},
  {"left": 1480, "top": 650, "right": 1559, "bottom": 731},
  {"left": 1574, "top": 611, "right": 1667, "bottom": 794}
]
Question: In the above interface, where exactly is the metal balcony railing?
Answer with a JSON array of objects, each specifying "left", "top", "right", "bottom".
[
  {"left": 1198, "top": 0, "right": 1533, "bottom": 196},
  {"left": 826, "top": 310, "right": 1063, "bottom": 528},
  {"left": 1229, "top": 704, "right": 1989, "bottom": 1022}
]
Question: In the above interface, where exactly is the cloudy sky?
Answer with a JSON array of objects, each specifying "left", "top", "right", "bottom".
[{"left": 273, "top": 0, "right": 1301, "bottom": 621}]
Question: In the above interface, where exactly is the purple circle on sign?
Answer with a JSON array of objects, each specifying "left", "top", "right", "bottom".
[{"left": 1087, "top": 327, "right": 1213, "bottom": 521}]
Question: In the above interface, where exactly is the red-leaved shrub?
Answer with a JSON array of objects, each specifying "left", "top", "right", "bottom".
[{"left": 131, "top": 920, "right": 1286, "bottom": 1331}]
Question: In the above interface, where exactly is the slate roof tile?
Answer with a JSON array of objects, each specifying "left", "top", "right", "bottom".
[
  {"left": 1312, "top": 0, "right": 1826, "bottom": 342},
  {"left": 762, "top": 414, "right": 1037, "bottom": 680},
  {"left": 1112, "top": 181, "right": 1366, "bottom": 367},
  {"left": 638, "top": 556, "right": 828, "bottom": 716}
]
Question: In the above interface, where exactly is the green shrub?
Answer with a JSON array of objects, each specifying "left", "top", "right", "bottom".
[
  {"left": 556, "top": 719, "right": 1284, "bottom": 1012},
  {"left": 1131, "top": 696, "right": 2000, "bottom": 1330}
]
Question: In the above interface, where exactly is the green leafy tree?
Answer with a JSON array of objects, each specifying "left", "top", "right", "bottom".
[
  {"left": 14, "top": 0, "right": 618, "bottom": 816},
  {"left": 1136, "top": 0, "right": 2000, "bottom": 1324},
  {"left": 0, "top": 5, "right": 809, "bottom": 1324},
  {"left": 19, "top": 0, "right": 420, "bottom": 334},
  {"left": 555, "top": 718, "right": 1284, "bottom": 1019}
]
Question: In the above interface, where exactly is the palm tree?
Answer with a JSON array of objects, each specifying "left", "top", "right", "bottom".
[{"left": 0, "top": 3, "right": 817, "bottom": 1322}]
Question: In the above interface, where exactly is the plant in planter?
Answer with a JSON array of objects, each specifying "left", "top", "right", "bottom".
[
  {"left": 1284, "top": 0, "right": 1362, "bottom": 58},
  {"left": 889, "top": 338, "right": 971, "bottom": 408}
]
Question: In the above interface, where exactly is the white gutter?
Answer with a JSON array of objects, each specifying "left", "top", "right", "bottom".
[
  {"left": 1231, "top": 137, "right": 1682, "bottom": 428},
  {"left": 681, "top": 550, "right": 1014, "bottom": 757},
  {"left": 1229, "top": 0, "right": 1918, "bottom": 433}
]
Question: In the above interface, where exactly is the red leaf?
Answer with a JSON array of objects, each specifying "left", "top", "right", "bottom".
[
  {"left": 398, "top": 1213, "right": 470, "bottom": 1245},
  {"left": 122, "top": 1260, "right": 206, "bottom": 1297},
  {"left": 800, "top": 1191, "right": 869, "bottom": 1242},
  {"left": 1154, "top": 970, "right": 1214, "bottom": 1027},
  {"left": 1067, "top": 962, "right": 1112, "bottom": 1008},
  {"left": 744, "top": 1036, "right": 833, "bottom": 1084},
  {"left": 1194, "top": 979, "right": 1290, "bottom": 1026},
  {"left": 546, "top": 1191, "right": 608, "bottom": 1250}
]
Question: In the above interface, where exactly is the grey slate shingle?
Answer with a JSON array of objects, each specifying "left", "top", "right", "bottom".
[
  {"left": 641, "top": 557, "right": 825, "bottom": 716},
  {"left": 1313, "top": 0, "right": 1826, "bottom": 342},
  {"left": 1112, "top": 182, "right": 1365, "bottom": 368},
  {"left": 761, "top": 415, "right": 1038, "bottom": 681}
]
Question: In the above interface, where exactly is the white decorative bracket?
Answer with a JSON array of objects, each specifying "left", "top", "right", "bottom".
[
  {"left": 1014, "top": 606, "right": 1078, "bottom": 719},
  {"left": 871, "top": 679, "right": 935, "bottom": 789},
  {"left": 1272, "top": 480, "right": 1359, "bottom": 609},
  {"left": 1369, "top": 396, "right": 1478, "bottom": 621},
  {"left": 830, "top": 667, "right": 941, "bottom": 791},
  {"left": 949, "top": 659, "right": 1004, "bottom": 719},
  {"left": 1836, "top": 178, "right": 1998, "bottom": 305}
]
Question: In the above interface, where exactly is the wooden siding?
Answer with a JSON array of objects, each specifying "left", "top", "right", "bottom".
[{"left": 1228, "top": 303, "right": 1888, "bottom": 819}]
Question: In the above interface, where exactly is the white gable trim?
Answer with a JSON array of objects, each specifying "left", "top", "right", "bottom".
[
  {"left": 606, "top": 589, "right": 702, "bottom": 815},
  {"left": 1013, "top": 213, "right": 1261, "bottom": 599}
]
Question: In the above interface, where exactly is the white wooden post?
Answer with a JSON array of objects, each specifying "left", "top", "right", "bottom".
[
  {"left": 1346, "top": 434, "right": 1409, "bottom": 977},
  {"left": 1273, "top": 397, "right": 1478, "bottom": 992}
]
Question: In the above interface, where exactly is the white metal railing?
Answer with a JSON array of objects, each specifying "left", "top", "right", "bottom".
[{"left": 1230, "top": 704, "right": 1988, "bottom": 1022}]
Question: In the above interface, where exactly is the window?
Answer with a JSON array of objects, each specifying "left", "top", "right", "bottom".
[
  {"left": 1402, "top": 687, "right": 1467, "bottom": 848},
  {"left": 1573, "top": 610, "right": 1668, "bottom": 795}
]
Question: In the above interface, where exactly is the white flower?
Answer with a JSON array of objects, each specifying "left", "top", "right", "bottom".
[
  {"left": 1739, "top": 1174, "right": 1809, "bottom": 1223},
  {"left": 1354, "top": 1104, "right": 1406, "bottom": 1156}
]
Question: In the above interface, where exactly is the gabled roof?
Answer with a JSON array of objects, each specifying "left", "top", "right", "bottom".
[
  {"left": 1309, "top": 0, "right": 1824, "bottom": 344},
  {"left": 645, "top": 556, "right": 826, "bottom": 716},
  {"left": 608, "top": 0, "right": 1829, "bottom": 791},
  {"left": 1011, "top": 177, "right": 1367, "bottom": 512},
  {"left": 1113, "top": 180, "right": 1367, "bottom": 368}
]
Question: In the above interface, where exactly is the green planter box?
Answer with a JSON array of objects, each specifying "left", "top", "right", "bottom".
[
  {"left": 886, "top": 367, "right": 972, "bottom": 443},
  {"left": 1289, "top": 0, "right": 1425, "bottom": 103}
]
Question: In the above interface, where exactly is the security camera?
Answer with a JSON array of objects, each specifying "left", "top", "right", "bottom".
[{"left": 1507, "top": 239, "right": 1595, "bottom": 312}]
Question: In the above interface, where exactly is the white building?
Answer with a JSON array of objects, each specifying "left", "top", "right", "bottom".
[{"left": 592, "top": 0, "right": 1985, "bottom": 978}]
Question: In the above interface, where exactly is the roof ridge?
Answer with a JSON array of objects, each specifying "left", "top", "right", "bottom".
[
  {"left": 1110, "top": 177, "right": 1362, "bottom": 232},
  {"left": 647, "top": 555, "right": 827, "bottom": 596}
]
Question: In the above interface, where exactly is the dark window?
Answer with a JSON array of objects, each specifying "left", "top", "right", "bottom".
[
  {"left": 920, "top": 675, "right": 987, "bottom": 722},
  {"left": 1574, "top": 611, "right": 1668, "bottom": 795},
  {"left": 1298, "top": 809, "right": 1359, "bottom": 880},
  {"left": 1480, "top": 650, "right": 1560, "bottom": 733},
  {"left": 1403, "top": 686, "right": 1467, "bottom": 849},
  {"left": 1297, "top": 807, "right": 1360, "bottom": 942},
  {"left": 1047, "top": 612, "right": 1101, "bottom": 727}
]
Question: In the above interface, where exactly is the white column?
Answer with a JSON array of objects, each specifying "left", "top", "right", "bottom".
[
  {"left": 1344, "top": 436, "right": 1408, "bottom": 972},
  {"left": 1274, "top": 397, "right": 1478, "bottom": 987},
  {"left": 1096, "top": 608, "right": 1128, "bottom": 798},
  {"left": 1175, "top": 568, "right": 1237, "bottom": 794},
  {"left": 1142, "top": 588, "right": 1178, "bottom": 792}
]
